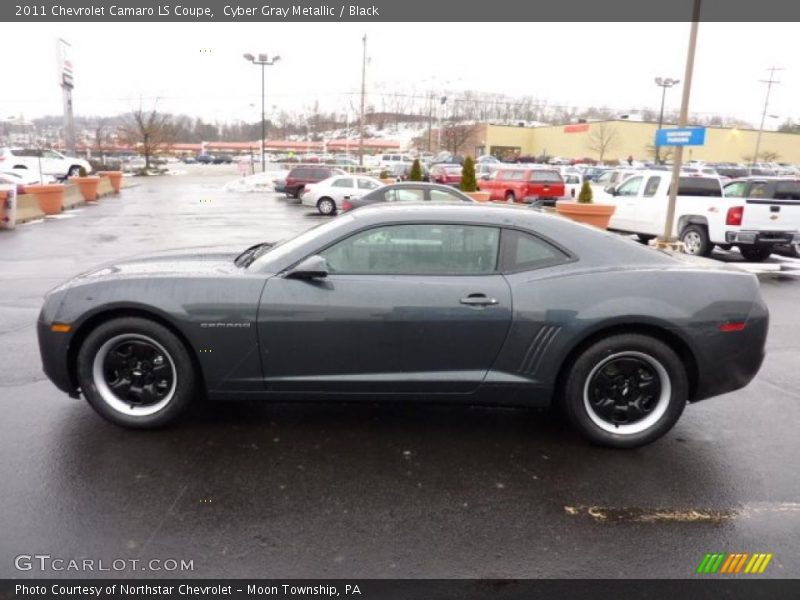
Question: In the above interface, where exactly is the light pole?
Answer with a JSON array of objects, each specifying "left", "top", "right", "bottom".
[
  {"left": 654, "top": 77, "right": 680, "bottom": 164},
  {"left": 243, "top": 52, "right": 280, "bottom": 173},
  {"left": 752, "top": 67, "right": 783, "bottom": 168}
]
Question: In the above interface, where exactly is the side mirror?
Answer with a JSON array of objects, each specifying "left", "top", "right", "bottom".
[
  {"left": 606, "top": 186, "right": 618, "bottom": 196},
  {"left": 287, "top": 255, "right": 329, "bottom": 280}
]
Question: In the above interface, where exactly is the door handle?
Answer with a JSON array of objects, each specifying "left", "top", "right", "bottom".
[{"left": 460, "top": 294, "right": 499, "bottom": 307}]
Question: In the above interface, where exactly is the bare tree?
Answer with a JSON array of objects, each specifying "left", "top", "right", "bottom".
[
  {"left": 643, "top": 143, "right": 673, "bottom": 163},
  {"left": 120, "top": 101, "right": 176, "bottom": 169},
  {"left": 440, "top": 122, "right": 479, "bottom": 156},
  {"left": 586, "top": 123, "right": 619, "bottom": 163}
]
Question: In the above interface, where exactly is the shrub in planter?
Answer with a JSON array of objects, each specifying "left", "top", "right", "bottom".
[
  {"left": 379, "top": 169, "right": 394, "bottom": 184},
  {"left": 577, "top": 180, "right": 593, "bottom": 203},
  {"left": 460, "top": 156, "right": 478, "bottom": 193},
  {"left": 69, "top": 167, "right": 101, "bottom": 201},
  {"left": 556, "top": 179, "right": 616, "bottom": 229},
  {"left": 409, "top": 159, "right": 423, "bottom": 182}
]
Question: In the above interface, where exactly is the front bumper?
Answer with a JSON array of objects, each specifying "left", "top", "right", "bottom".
[
  {"left": 725, "top": 230, "right": 800, "bottom": 245},
  {"left": 37, "top": 316, "right": 79, "bottom": 397}
]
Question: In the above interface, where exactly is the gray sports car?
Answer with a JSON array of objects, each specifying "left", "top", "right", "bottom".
[{"left": 37, "top": 204, "right": 768, "bottom": 447}]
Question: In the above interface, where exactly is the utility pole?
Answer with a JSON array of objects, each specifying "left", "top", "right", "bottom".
[
  {"left": 358, "top": 34, "right": 367, "bottom": 167},
  {"left": 752, "top": 66, "right": 783, "bottom": 167},
  {"left": 427, "top": 91, "right": 433, "bottom": 152},
  {"left": 659, "top": 0, "right": 701, "bottom": 248}
]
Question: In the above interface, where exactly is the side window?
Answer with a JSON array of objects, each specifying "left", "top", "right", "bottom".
[
  {"left": 509, "top": 171, "right": 525, "bottom": 181},
  {"left": 724, "top": 181, "right": 748, "bottom": 198},
  {"left": 430, "top": 188, "right": 468, "bottom": 202},
  {"left": 331, "top": 178, "right": 354, "bottom": 188},
  {"left": 357, "top": 178, "right": 380, "bottom": 190},
  {"left": 616, "top": 176, "right": 643, "bottom": 197},
  {"left": 643, "top": 176, "right": 661, "bottom": 197},
  {"left": 774, "top": 182, "right": 800, "bottom": 200},
  {"left": 500, "top": 230, "right": 570, "bottom": 272},
  {"left": 385, "top": 188, "right": 425, "bottom": 202},
  {"left": 320, "top": 224, "right": 501, "bottom": 275},
  {"left": 749, "top": 182, "right": 768, "bottom": 198},
  {"left": 43, "top": 150, "right": 62, "bottom": 159}
]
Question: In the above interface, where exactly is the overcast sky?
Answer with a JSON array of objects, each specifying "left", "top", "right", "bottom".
[{"left": 1, "top": 22, "right": 797, "bottom": 129}]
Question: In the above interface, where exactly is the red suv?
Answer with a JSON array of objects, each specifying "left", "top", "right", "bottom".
[
  {"left": 430, "top": 164, "right": 462, "bottom": 186},
  {"left": 478, "top": 168, "right": 565, "bottom": 205},
  {"left": 285, "top": 166, "right": 344, "bottom": 198}
]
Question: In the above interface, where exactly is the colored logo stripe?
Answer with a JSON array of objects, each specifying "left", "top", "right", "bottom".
[{"left": 697, "top": 553, "right": 772, "bottom": 574}]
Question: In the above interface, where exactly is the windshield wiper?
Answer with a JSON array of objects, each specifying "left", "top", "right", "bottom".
[{"left": 234, "top": 242, "right": 275, "bottom": 268}]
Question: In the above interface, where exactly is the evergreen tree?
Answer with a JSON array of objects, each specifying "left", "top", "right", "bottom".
[
  {"left": 577, "top": 180, "right": 593, "bottom": 204},
  {"left": 460, "top": 156, "right": 478, "bottom": 192},
  {"left": 409, "top": 159, "right": 423, "bottom": 182}
]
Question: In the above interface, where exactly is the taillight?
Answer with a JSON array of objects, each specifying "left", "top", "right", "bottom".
[
  {"left": 726, "top": 206, "right": 744, "bottom": 226},
  {"left": 719, "top": 321, "right": 746, "bottom": 332},
  {"left": 341, "top": 200, "right": 352, "bottom": 211}
]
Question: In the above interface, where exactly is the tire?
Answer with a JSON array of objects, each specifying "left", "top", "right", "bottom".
[
  {"left": 562, "top": 334, "right": 688, "bottom": 448},
  {"left": 76, "top": 317, "right": 197, "bottom": 429},
  {"left": 294, "top": 185, "right": 304, "bottom": 199},
  {"left": 739, "top": 245, "right": 773, "bottom": 262},
  {"left": 680, "top": 224, "right": 712, "bottom": 257},
  {"left": 317, "top": 197, "right": 336, "bottom": 216},
  {"left": 636, "top": 234, "right": 655, "bottom": 245},
  {"left": 68, "top": 165, "right": 82, "bottom": 177},
  {"left": 505, "top": 191, "right": 516, "bottom": 203}
]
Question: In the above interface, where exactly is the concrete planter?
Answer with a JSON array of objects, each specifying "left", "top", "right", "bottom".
[
  {"left": 98, "top": 171, "right": 123, "bottom": 194},
  {"left": 555, "top": 201, "right": 616, "bottom": 229},
  {"left": 380, "top": 178, "right": 395, "bottom": 185},
  {"left": 27, "top": 184, "right": 65, "bottom": 216},
  {"left": 69, "top": 175, "right": 101, "bottom": 201},
  {"left": 466, "top": 191, "right": 490, "bottom": 202}
]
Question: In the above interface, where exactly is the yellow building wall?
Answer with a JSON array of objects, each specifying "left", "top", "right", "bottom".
[{"left": 485, "top": 121, "right": 800, "bottom": 164}]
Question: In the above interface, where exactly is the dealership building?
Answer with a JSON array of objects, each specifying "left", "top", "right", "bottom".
[{"left": 466, "top": 120, "right": 800, "bottom": 164}]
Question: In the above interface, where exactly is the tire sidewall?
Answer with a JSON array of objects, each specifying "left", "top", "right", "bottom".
[
  {"left": 317, "top": 197, "right": 335, "bottom": 215},
  {"left": 76, "top": 317, "right": 196, "bottom": 428},
  {"left": 563, "top": 334, "right": 688, "bottom": 448},
  {"left": 680, "top": 224, "right": 712, "bottom": 256}
]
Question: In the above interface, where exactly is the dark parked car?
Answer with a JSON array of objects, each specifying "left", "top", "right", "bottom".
[
  {"left": 196, "top": 154, "right": 214, "bottom": 164},
  {"left": 212, "top": 154, "right": 234, "bottom": 164},
  {"left": 38, "top": 204, "right": 768, "bottom": 447},
  {"left": 341, "top": 182, "right": 474, "bottom": 211},
  {"left": 285, "top": 166, "right": 344, "bottom": 199}
]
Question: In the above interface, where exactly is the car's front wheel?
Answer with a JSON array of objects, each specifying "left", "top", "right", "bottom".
[
  {"left": 317, "top": 197, "right": 336, "bottom": 216},
  {"left": 67, "top": 165, "right": 83, "bottom": 177},
  {"left": 76, "top": 317, "right": 197, "bottom": 428},
  {"left": 562, "top": 334, "right": 688, "bottom": 448}
]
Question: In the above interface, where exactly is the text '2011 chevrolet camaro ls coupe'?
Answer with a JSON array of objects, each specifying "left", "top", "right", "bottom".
[{"left": 37, "top": 204, "right": 768, "bottom": 448}]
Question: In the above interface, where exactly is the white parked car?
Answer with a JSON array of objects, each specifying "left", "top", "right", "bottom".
[
  {"left": 301, "top": 174, "right": 384, "bottom": 215},
  {"left": 601, "top": 170, "right": 800, "bottom": 261},
  {"left": 378, "top": 153, "right": 414, "bottom": 169},
  {"left": 560, "top": 169, "right": 584, "bottom": 200},
  {"left": 0, "top": 147, "right": 92, "bottom": 179}
]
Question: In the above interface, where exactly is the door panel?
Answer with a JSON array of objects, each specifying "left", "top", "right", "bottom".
[{"left": 257, "top": 274, "right": 512, "bottom": 393}]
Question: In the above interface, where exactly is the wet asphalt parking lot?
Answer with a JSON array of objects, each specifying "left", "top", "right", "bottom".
[{"left": 1, "top": 165, "right": 799, "bottom": 579}]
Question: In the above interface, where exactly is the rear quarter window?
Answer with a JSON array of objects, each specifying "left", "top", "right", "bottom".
[
  {"left": 675, "top": 177, "right": 722, "bottom": 197},
  {"left": 500, "top": 229, "right": 570, "bottom": 272},
  {"left": 774, "top": 181, "right": 800, "bottom": 200}
]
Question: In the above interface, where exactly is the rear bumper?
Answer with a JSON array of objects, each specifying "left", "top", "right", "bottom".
[
  {"left": 692, "top": 294, "right": 769, "bottom": 402},
  {"left": 725, "top": 230, "right": 800, "bottom": 245}
]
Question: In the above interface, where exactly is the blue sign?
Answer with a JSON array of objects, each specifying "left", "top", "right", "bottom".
[{"left": 655, "top": 127, "right": 706, "bottom": 147}]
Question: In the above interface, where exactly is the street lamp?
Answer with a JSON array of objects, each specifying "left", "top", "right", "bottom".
[
  {"left": 654, "top": 77, "right": 680, "bottom": 164},
  {"left": 243, "top": 52, "right": 281, "bottom": 173}
]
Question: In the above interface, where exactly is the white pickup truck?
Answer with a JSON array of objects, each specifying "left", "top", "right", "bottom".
[{"left": 601, "top": 170, "right": 800, "bottom": 261}]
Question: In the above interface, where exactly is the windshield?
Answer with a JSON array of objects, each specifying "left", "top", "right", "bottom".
[{"left": 248, "top": 214, "right": 356, "bottom": 270}]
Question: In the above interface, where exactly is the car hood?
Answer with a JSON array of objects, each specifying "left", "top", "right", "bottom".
[{"left": 68, "top": 244, "right": 248, "bottom": 284}]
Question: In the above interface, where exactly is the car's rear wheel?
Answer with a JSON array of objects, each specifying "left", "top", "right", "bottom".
[
  {"left": 739, "top": 245, "right": 773, "bottom": 262},
  {"left": 636, "top": 234, "right": 655, "bottom": 245},
  {"left": 294, "top": 185, "right": 304, "bottom": 199},
  {"left": 505, "top": 191, "right": 516, "bottom": 203},
  {"left": 76, "top": 317, "right": 197, "bottom": 428},
  {"left": 562, "top": 334, "right": 687, "bottom": 448},
  {"left": 680, "top": 224, "right": 712, "bottom": 257},
  {"left": 317, "top": 197, "right": 336, "bottom": 216}
]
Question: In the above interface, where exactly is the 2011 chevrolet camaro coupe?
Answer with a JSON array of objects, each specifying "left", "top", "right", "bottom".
[{"left": 38, "top": 204, "right": 768, "bottom": 447}]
